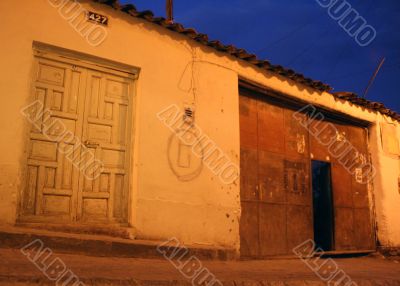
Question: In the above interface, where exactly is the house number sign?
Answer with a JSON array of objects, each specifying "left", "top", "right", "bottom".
[{"left": 87, "top": 11, "right": 109, "bottom": 26}]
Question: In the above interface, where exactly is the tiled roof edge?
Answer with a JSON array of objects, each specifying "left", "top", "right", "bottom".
[
  {"left": 92, "top": 0, "right": 400, "bottom": 122},
  {"left": 333, "top": 92, "right": 400, "bottom": 121}
]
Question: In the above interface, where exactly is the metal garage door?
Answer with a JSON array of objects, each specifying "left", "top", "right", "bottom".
[
  {"left": 239, "top": 90, "right": 375, "bottom": 258},
  {"left": 239, "top": 93, "right": 312, "bottom": 257}
]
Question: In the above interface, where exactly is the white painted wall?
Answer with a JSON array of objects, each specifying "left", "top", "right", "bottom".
[{"left": 370, "top": 118, "right": 400, "bottom": 248}]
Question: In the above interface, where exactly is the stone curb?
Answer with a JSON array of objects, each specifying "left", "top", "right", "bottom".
[{"left": 0, "top": 230, "right": 236, "bottom": 261}]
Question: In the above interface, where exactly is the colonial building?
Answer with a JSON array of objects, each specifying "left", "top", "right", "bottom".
[{"left": 0, "top": 0, "right": 399, "bottom": 259}]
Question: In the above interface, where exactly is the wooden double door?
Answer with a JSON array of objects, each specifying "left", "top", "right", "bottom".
[
  {"left": 239, "top": 92, "right": 375, "bottom": 257},
  {"left": 21, "top": 51, "right": 134, "bottom": 225}
]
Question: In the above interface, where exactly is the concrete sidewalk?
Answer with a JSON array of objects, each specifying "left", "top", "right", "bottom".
[
  {"left": 0, "top": 226, "right": 235, "bottom": 261},
  {"left": 0, "top": 248, "right": 399, "bottom": 286}
]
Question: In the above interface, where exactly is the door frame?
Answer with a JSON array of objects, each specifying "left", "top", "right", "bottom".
[{"left": 18, "top": 42, "right": 140, "bottom": 230}]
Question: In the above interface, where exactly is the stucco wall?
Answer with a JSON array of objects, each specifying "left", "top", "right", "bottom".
[
  {"left": 370, "top": 118, "right": 400, "bottom": 248},
  {"left": 0, "top": 0, "right": 398, "bottom": 250}
]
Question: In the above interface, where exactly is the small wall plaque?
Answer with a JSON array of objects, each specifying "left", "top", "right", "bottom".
[{"left": 87, "top": 11, "right": 109, "bottom": 26}]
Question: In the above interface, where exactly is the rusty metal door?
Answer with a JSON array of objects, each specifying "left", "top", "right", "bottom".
[
  {"left": 345, "top": 125, "right": 375, "bottom": 250},
  {"left": 239, "top": 95, "right": 260, "bottom": 257},
  {"left": 239, "top": 94, "right": 313, "bottom": 257},
  {"left": 309, "top": 120, "right": 375, "bottom": 251},
  {"left": 283, "top": 109, "right": 313, "bottom": 251}
]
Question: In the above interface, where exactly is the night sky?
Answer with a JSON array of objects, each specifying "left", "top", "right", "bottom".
[{"left": 120, "top": 0, "right": 400, "bottom": 112}]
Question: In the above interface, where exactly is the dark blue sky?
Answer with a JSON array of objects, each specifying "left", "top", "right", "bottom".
[{"left": 120, "top": 0, "right": 400, "bottom": 112}]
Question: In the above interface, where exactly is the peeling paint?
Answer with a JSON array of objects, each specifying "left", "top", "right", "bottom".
[{"left": 296, "top": 134, "right": 306, "bottom": 154}]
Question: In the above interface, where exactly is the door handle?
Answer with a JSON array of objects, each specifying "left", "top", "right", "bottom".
[{"left": 84, "top": 140, "right": 100, "bottom": 148}]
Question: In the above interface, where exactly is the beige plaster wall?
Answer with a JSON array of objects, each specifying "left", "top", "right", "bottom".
[{"left": 370, "top": 117, "right": 400, "bottom": 248}]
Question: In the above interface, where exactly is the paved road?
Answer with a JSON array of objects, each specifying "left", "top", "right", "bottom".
[{"left": 0, "top": 248, "right": 399, "bottom": 285}]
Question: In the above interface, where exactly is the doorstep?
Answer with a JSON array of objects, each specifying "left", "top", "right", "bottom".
[{"left": 0, "top": 225, "right": 237, "bottom": 260}]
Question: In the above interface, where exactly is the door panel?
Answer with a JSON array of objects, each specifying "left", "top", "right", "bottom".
[
  {"left": 284, "top": 109, "right": 309, "bottom": 159},
  {"left": 309, "top": 118, "right": 375, "bottom": 252},
  {"left": 331, "top": 162, "right": 353, "bottom": 208},
  {"left": 239, "top": 95, "right": 313, "bottom": 257},
  {"left": 258, "top": 101, "right": 284, "bottom": 154},
  {"left": 348, "top": 126, "right": 368, "bottom": 154},
  {"left": 239, "top": 94, "right": 375, "bottom": 257},
  {"left": 259, "top": 204, "right": 287, "bottom": 256},
  {"left": 285, "top": 159, "right": 311, "bottom": 206},
  {"left": 348, "top": 127, "right": 374, "bottom": 249},
  {"left": 22, "top": 55, "right": 134, "bottom": 225},
  {"left": 240, "top": 148, "right": 258, "bottom": 201},
  {"left": 309, "top": 120, "right": 333, "bottom": 161},
  {"left": 334, "top": 207, "right": 355, "bottom": 250},
  {"left": 239, "top": 201, "right": 259, "bottom": 257},
  {"left": 352, "top": 181, "right": 369, "bottom": 208},
  {"left": 347, "top": 126, "right": 370, "bottom": 208},
  {"left": 259, "top": 151, "right": 285, "bottom": 203},
  {"left": 239, "top": 95, "right": 259, "bottom": 257},
  {"left": 239, "top": 95, "right": 258, "bottom": 150},
  {"left": 23, "top": 59, "right": 86, "bottom": 221},
  {"left": 353, "top": 208, "right": 374, "bottom": 249},
  {"left": 79, "top": 70, "right": 132, "bottom": 223},
  {"left": 287, "top": 205, "right": 313, "bottom": 250}
]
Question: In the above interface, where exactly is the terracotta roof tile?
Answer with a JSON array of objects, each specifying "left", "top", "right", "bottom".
[
  {"left": 93, "top": 0, "right": 399, "bottom": 121},
  {"left": 332, "top": 92, "right": 400, "bottom": 120}
]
